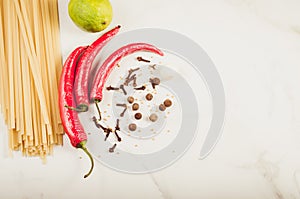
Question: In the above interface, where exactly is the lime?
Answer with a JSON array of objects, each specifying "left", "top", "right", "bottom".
[{"left": 68, "top": 0, "right": 113, "bottom": 32}]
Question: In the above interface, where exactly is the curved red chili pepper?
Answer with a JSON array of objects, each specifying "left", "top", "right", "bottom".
[
  {"left": 74, "top": 25, "right": 121, "bottom": 112},
  {"left": 90, "top": 43, "right": 164, "bottom": 103},
  {"left": 59, "top": 46, "right": 94, "bottom": 178}
]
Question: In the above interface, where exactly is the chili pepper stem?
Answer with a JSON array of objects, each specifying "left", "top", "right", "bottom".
[
  {"left": 77, "top": 141, "right": 94, "bottom": 178},
  {"left": 64, "top": 104, "right": 88, "bottom": 112},
  {"left": 95, "top": 101, "right": 102, "bottom": 121},
  {"left": 65, "top": 105, "right": 81, "bottom": 112},
  {"left": 77, "top": 104, "right": 89, "bottom": 112}
]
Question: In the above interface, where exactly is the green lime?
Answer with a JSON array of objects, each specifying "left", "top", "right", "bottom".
[{"left": 68, "top": 0, "right": 113, "bottom": 32}]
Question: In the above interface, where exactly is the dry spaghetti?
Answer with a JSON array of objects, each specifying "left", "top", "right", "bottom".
[{"left": 0, "top": 0, "right": 63, "bottom": 160}]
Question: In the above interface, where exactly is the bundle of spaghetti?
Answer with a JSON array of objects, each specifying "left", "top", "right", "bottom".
[{"left": 0, "top": 0, "right": 64, "bottom": 160}]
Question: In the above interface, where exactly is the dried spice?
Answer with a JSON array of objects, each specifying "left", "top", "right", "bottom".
[
  {"left": 149, "top": 77, "right": 160, "bottom": 89},
  {"left": 134, "top": 85, "right": 146, "bottom": 90},
  {"left": 119, "top": 84, "right": 127, "bottom": 95},
  {"left": 132, "top": 103, "right": 139, "bottom": 111},
  {"left": 127, "top": 96, "right": 134, "bottom": 104},
  {"left": 164, "top": 99, "right": 172, "bottom": 107},
  {"left": 109, "top": 144, "right": 117, "bottom": 153},
  {"left": 128, "top": 123, "right": 137, "bottom": 131},
  {"left": 159, "top": 104, "right": 166, "bottom": 111},
  {"left": 116, "top": 103, "right": 127, "bottom": 117},
  {"left": 134, "top": 113, "right": 142, "bottom": 120},
  {"left": 136, "top": 56, "right": 150, "bottom": 63},
  {"left": 145, "top": 93, "right": 153, "bottom": 101},
  {"left": 106, "top": 85, "right": 119, "bottom": 91},
  {"left": 149, "top": 113, "right": 158, "bottom": 122}
]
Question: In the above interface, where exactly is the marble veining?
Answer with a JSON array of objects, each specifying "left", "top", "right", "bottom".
[
  {"left": 240, "top": 152, "right": 300, "bottom": 199},
  {"left": 149, "top": 174, "right": 172, "bottom": 199}
]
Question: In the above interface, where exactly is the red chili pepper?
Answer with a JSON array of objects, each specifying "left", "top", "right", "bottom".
[
  {"left": 74, "top": 25, "right": 121, "bottom": 112},
  {"left": 59, "top": 46, "right": 94, "bottom": 178},
  {"left": 89, "top": 43, "right": 164, "bottom": 118}
]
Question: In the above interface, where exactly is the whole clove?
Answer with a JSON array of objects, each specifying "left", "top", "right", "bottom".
[
  {"left": 106, "top": 85, "right": 120, "bottom": 91},
  {"left": 109, "top": 144, "right": 117, "bottom": 153},
  {"left": 115, "top": 131, "right": 122, "bottom": 142},
  {"left": 120, "top": 108, "right": 127, "bottom": 117},
  {"left": 149, "top": 77, "right": 160, "bottom": 89},
  {"left": 134, "top": 85, "right": 146, "bottom": 90},
  {"left": 128, "top": 67, "right": 140, "bottom": 74},
  {"left": 124, "top": 67, "right": 140, "bottom": 86},
  {"left": 119, "top": 84, "right": 127, "bottom": 95},
  {"left": 133, "top": 77, "right": 137, "bottom": 87},
  {"left": 137, "top": 56, "right": 150, "bottom": 63},
  {"left": 116, "top": 103, "right": 127, "bottom": 108},
  {"left": 124, "top": 74, "right": 136, "bottom": 86},
  {"left": 116, "top": 103, "right": 127, "bottom": 117},
  {"left": 114, "top": 119, "right": 122, "bottom": 142},
  {"left": 124, "top": 67, "right": 140, "bottom": 83},
  {"left": 104, "top": 128, "right": 113, "bottom": 141},
  {"left": 115, "top": 119, "right": 120, "bottom": 131}
]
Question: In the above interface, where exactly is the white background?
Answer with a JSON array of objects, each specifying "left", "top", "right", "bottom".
[{"left": 1, "top": 0, "right": 300, "bottom": 198}]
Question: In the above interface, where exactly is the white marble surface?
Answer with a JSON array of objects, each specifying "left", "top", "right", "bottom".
[{"left": 1, "top": 0, "right": 300, "bottom": 198}]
